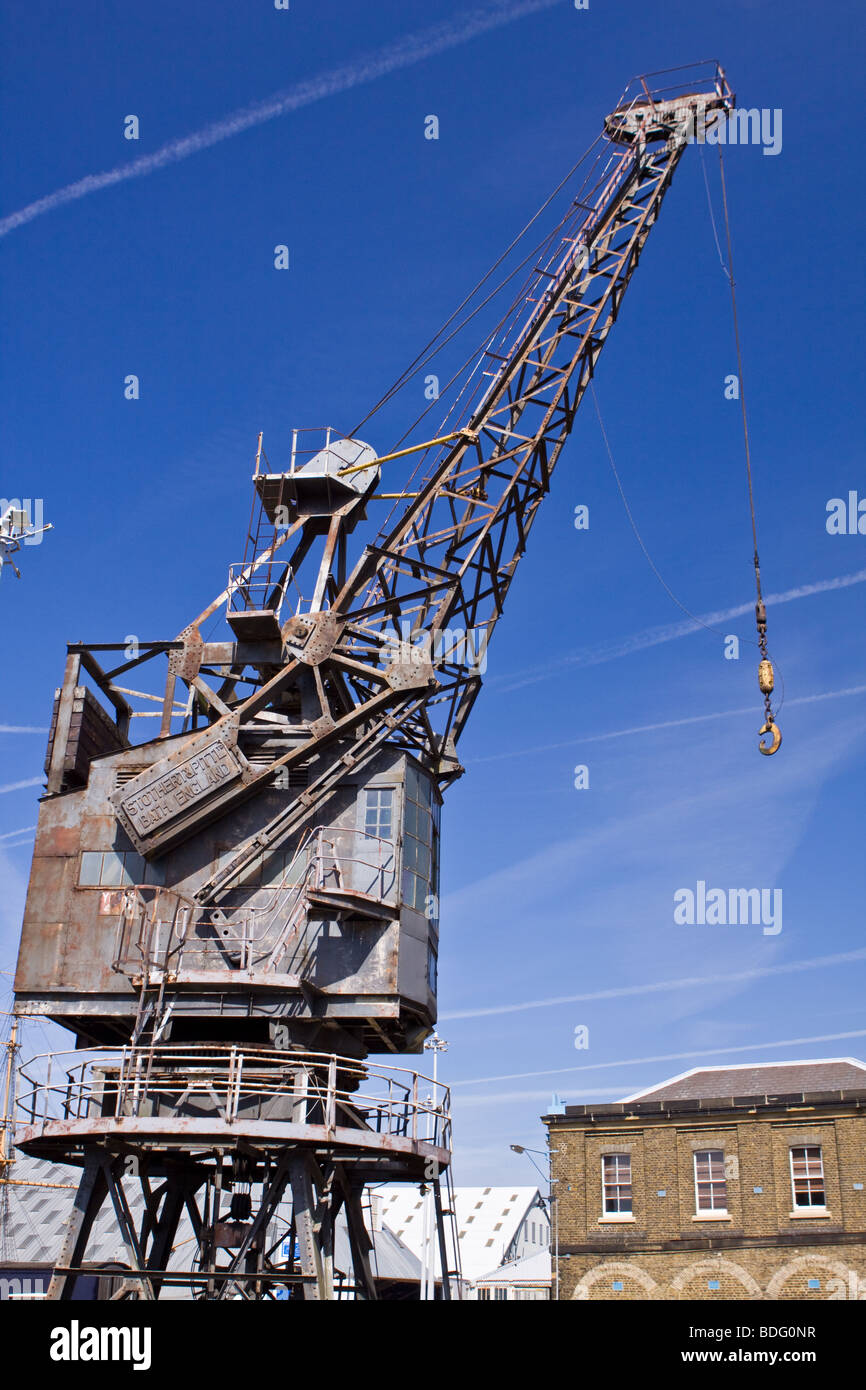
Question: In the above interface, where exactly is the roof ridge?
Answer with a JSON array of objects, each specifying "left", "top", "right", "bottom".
[{"left": 621, "top": 1057, "right": 866, "bottom": 1103}]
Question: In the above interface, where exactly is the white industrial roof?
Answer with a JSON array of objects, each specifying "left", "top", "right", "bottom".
[
  {"left": 377, "top": 1184, "right": 545, "bottom": 1281},
  {"left": 476, "top": 1247, "right": 552, "bottom": 1287}
]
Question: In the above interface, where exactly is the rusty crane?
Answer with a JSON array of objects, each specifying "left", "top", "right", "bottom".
[{"left": 12, "top": 63, "right": 748, "bottom": 1299}]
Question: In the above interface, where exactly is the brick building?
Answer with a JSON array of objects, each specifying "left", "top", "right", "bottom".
[{"left": 543, "top": 1059, "right": 866, "bottom": 1300}]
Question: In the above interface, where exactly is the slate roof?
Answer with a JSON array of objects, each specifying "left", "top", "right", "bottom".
[{"left": 621, "top": 1058, "right": 866, "bottom": 1103}]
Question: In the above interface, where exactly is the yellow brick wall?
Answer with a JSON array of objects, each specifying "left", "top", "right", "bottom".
[
  {"left": 548, "top": 1103, "right": 866, "bottom": 1300},
  {"left": 560, "top": 1244, "right": 866, "bottom": 1300}
]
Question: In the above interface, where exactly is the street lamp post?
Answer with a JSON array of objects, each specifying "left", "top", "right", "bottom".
[
  {"left": 421, "top": 1032, "right": 448, "bottom": 1301},
  {"left": 510, "top": 1143, "right": 559, "bottom": 1300}
]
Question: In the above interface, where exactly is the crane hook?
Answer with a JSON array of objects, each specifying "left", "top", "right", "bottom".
[{"left": 758, "top": 720, "right": 782, "bottom": 756}]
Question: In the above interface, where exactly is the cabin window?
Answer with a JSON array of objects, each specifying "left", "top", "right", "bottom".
[
  {"left": 402, "top": 765, "right": 439, "bottom": 913},
  {"left": 427, "top": 943, "right": 438, "bottom": 993},
  {"left": 78, "top": 850, "right": 161, "bottom": 887},
  {"left": 363, "top": 787, "right": 393, "bottom": 840}
]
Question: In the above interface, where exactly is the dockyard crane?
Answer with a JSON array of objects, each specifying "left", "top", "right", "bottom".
[{"left": 12, "top": 63, "right": 753, "bottom": 1299}]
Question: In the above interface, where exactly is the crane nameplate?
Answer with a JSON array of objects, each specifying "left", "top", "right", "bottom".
[{"left": 115, "top": 741, "right": 244, "bottom": 838}]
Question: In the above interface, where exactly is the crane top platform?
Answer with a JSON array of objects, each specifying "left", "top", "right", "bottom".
[{"left": 254, "top": 429, "right": 379, "bottom": 523}]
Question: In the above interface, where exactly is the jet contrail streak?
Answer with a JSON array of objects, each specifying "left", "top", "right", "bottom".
[
  {"left": 0, "top": 0, "right": 559, "bottom": 239},
  {"left": 452, "top": 1030, "right": 866, "bottom": 1087},
  {"left": 451, "top": 1087, "right": 632, "bottom": 1105},
  {"left": 440, "top": 947, "right": 866, "bottom": 1020},
  {"left": 471, "top": 683, "right": 866, "bottom": 764},
  {"left": 0, "top": 727, "right": 49, "bottom": 734},
  {"left": 492, "top": 568, "right": 866, "bottom": 693},
  {"left": 0, "top": 778, "right": 42, "bottom": 796},
  {"left": 0, "top": 825, "right": 36, "bottom": 842}
]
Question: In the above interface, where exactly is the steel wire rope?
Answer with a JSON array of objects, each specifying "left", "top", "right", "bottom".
[
  {"left": 361, "top": 142, "right": 626, "bottom": 547},
  {"left": 590, "top": 381, "right": 759, "bottom": 647},
  {"left": 354, "top": 143, "right": 623, "bottom": 544},
  {"left": 716, "top": 142, "right": 784, "bottom": 721},
  {"left": 350, "top": 134, "right": 606, "bottom": 438}
]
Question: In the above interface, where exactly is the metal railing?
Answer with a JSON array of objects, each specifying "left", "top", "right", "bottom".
[
  {"left": 16, "top": 1045, "right": 451, "bottom": 1151},
  {"left": 112, "top": 825, "right": 398, "bottom": 978},
  {"left": 227, "top": 560, "right": 295, "bottom": 618},
  {"left": 282, "top": 426, "right": 370, "bottom": 477}
]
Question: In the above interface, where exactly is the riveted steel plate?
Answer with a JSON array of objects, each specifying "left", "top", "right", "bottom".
[{"left": 281, "top": 611, "right": 341, "bottom": 666}]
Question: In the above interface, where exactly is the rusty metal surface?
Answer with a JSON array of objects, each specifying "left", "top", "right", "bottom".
[
  {"left": 18, "top": 1117, "right": 450, "bottom": 1167},
  {"left": 15, "top": 1044, "right": 452, "bottom": 1177}
]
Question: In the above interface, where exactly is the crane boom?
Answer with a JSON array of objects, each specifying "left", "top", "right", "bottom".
[{"left": 338, "top": 65, "right": 735, "bottom": 765}]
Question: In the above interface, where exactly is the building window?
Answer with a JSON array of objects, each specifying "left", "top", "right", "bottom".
[
  {"left": 790, "top": 1146, "right": 825, "bottom": 1208},
  {"left": 364, "top": 787, "right": 393, "bottom": 840},
  {"left": 694, "top": 1150, "right": 727, "bottom": 1213},
  {"left": 602, "top": 1154, "right": 632, "bottom": 1214},
  {"left": 79, "top": 849, "right": 162, "bottom": 887}
]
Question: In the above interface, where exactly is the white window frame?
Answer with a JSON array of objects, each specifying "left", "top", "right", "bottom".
[
  {"left": 789, "top": 1145, "right": 826, "bottom": 1210},
  {"left": 601, "top": 1153, "right": 632, "bottom": 1215},
  {"left": 693, "top": 1149, "right": 728, "bottom": 1215}
]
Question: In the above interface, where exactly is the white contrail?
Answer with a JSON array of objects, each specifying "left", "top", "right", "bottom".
[
  {"left": 471, "top": 683, "right": 866, "bottom": 763},
  {"left": 0, "top": 825, "right": 36, "bottom": 842},
  {"left": 451, "top": 1087, "right": 633, "bottom": 1106},
  {"left": 0, "top": 778, "right": 42, "bottom": 796},
  {"left": 0, "top": 726, "right": 49, "bottom": 734},
  {"left": 0, "top": 0, "right": 559, "bottom": 239},
  {"left": 452, "top": 1030, "right": 866, "bottom": 1087},
  {"left": 493, "top": 568, "right": 866, "bottom": 693},
  {"left": 440, "top": 947, "right": 866, "bottom": 1021}
]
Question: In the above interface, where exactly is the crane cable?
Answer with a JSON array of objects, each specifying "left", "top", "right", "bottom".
[
  {"left": 350, "top": 134, "right": 605, "bottom": 439},
  {"left": 591, "top": 383, "right": 758, "bottom": 646},
  {"left": 716, "top": 143, "right": 781, "bottom": 755}
]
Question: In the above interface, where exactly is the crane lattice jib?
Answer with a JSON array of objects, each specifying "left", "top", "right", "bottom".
[{"left": 334, "top": 65, "right": 734, "bottom": 766}]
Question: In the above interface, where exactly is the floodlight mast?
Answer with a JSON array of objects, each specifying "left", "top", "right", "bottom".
[
  {"left": 0, "top": 504, "right": 53, "bottom": 581},
  {"left": 12, "top": 65, "right": 734, "bottom": 1301}
]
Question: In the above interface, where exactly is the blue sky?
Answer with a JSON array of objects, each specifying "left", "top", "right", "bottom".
[{"left": 1, "top": 0, "right": 864, "bottom": 1187}]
